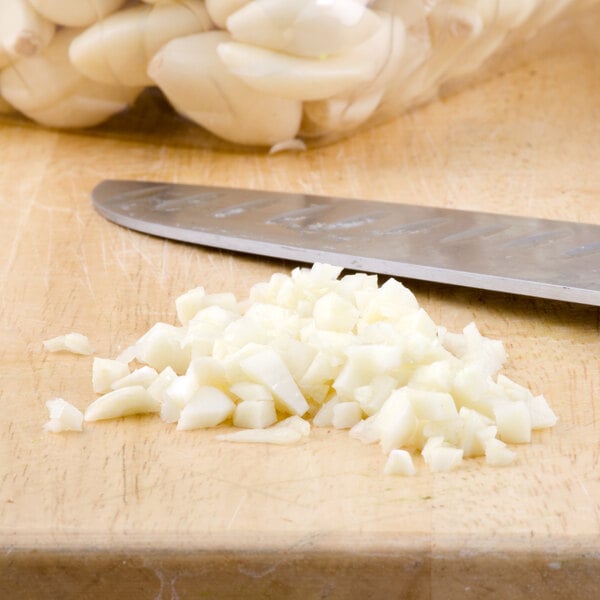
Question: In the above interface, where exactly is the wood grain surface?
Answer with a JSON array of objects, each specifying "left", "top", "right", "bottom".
[{"left": 1, "top": 15, "right": 599, "bottom": 600}]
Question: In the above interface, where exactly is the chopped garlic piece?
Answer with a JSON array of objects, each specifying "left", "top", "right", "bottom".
[
  {"left": 349, "top": 416, "right": 379, "bottom": 445},
  {"left": 422, "top": 437, "right": 464, "bottom": 473},
  {"left": 135, "top": 322, "right": 190, "bottom": 374},
  {"left": 216, "top": 427, "right": 302, "bottom": 445},
  {"left": 147, "top": 366, "right": 177, "bottom": 403},
  {"left": 493, "top": 401, "right": 532, "bottom": 444},
  {"left": 111, "top": 366, "right": 158, "bottom": 390},
  {"left": 84, "top": 385, "right": 159, "bottom": 421},
  {"left": 92, "top": 357, "right": 130, "bottom": 394},
  {"left": 459, "top": 406, "right": 494, "bottom": 458},
  {"left": 354, "top": 374, "right": 397, "bottom": 416},
  {"left": 375, "top": 389, "right": 417, "bottom": 454},
  {"left": 313, "top": 291, "right": 359, "bottom": 332},
  {"left": 175, "top": 286, "right": 206, "bottom": 326},
  {"left": 312, "top": 395, "right": 342, "bottom": 427},
  {"left": 526, "top": 395, "right": 558, "bottom": 430},
  {"left": 176, "top": 386, "right": 235, "bottom": 430},
  {"left": 43, "top": 333, "right": 93, "bottom": 355},
  {"left": 460, "top": 322, "right": 507, "bottom": 376},
  {"left": 230, "top": 381, "right": 273, "bottom": 403},
  {"left": 421, "top": 436, "right": 445, "bottom": 460},
  {"left": 332, "top": 401, "right": 363, "bottom": 429},
  {"left": 384, "top": 449, "right": 416, "bottom": 476},
  {"left": 160, "top": 371, "right": 194, "bottom": 422},
  {"left": 186, "top": 356, "right": 229, "bottom": 389},
  {"left": 115, "top": 344, "right": 137, "bottom": 364},
  {"left": 485, "top": 438, "right": 516, "bottom": 467},
  {"left": 239, "top": 347, "right": 309, "bottom": 416},
  {"left": 426, "top": 446, "right": 464, "bottom": 473},
  {"left": 233, "top": 400, "right": 277, "bottom": 429},
  {"left": 43, "top": 398, "right": 84, "bottom": 433},
  {"left": 407, "top": 389, "right": 458, "bottom": 422}
]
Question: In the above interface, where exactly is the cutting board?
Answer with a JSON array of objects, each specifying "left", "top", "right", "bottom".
[{"left": 1, "top": 16, "right": 599, "bottom": 600}]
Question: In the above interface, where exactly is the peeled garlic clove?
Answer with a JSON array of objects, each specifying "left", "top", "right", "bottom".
[
  {"left": 29, "top": 0, "right": 128, "bottom": 27},
  {"left": 69, "top": 0, "right": 213, "bottom": 87},
  {"left": 218, "top": 12, "right": 405, "bottom": 102},
  {"left": 0, "top": 0, "right": 55, "bottom": 58},
  {"left": 148, "top": 31, "right": 302, "bottom": 147},
  {"left": 216, "top": 41, "right": 362, "bottom": 101},
  {"left": 27, "top": 86, "right": 141, "bottom": 129},
  {"left": 206, "top": 0, "right": 252, "bottom": 28},
  {"left": 1, "top": 28, "right": 83, "bottom": 114},
  {"left": 301, "top": 12, "right": 406, "bottom": 134},
  {"left": 226, "top": 0, "right": 382, "bottom": 58},
  {"left": 0, "top": 28, "right": 142, "bottom": 129}
]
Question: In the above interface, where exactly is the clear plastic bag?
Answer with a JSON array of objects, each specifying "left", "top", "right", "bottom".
[{"left": 0, "top": 0, "right": 598, "bottom": 151}]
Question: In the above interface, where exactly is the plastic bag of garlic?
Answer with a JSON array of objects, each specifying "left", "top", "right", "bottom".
[
  {"left": 1, "top": 0, "right": 598, "bottom": 150},
  {"left": 43, "top": 264, "right": 558, "bottom": 476}
]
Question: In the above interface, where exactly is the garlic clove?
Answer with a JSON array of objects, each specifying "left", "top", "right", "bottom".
[
  {"left": 226, "top": 0, "right": 382, "bottom": 58},
  {"left": 205, "top": 0, "right": 251, "bottom": 29},
  {"left": 29, "top": 0, "right": 128, "bottom": 28},
  {"left": 148, "top": 31, "right": 302, "bottom": 147},
  {"left": 0, "top": 0, "right": 55, "bottom": 59},
  {"left": 69, "top": 1, "right": 213, "bottom": 87},
  {"left": 217, "top": 13, "right": 405, "bottom": 102},
  {"left": 0, "top": 28, "right": 141, "bottom": 129}
]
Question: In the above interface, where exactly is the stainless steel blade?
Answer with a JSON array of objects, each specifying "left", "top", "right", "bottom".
[{"left": 91, "top": 179, "right": 600, "bottom": 307}]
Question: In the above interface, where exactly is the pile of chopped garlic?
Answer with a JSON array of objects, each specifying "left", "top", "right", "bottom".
[{"left": 43, "top": 263, "right": 557, "bottom": 475}]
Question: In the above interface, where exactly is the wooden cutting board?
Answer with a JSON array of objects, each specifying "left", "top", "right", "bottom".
[{"left": 1, "top": 17, "right": 599, "bottom": 600}]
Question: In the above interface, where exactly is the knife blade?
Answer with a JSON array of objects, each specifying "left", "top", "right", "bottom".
[{"left": 91, "top": 179, "right": 600, "bottom": 307}]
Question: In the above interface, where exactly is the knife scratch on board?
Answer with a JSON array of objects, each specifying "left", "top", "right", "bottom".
[
  {"left": 79, "top": 257, "right": 96, "bottom": 300},
  {"left": 121, "top": 443, "right": 128, "bottom": 505},
  {"left": 227, "top": 492, "right": 248, "bottom": 531}
]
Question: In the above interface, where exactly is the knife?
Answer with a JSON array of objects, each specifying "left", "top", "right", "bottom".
[{"left": 91, "top": 179, "right": 600, "bottom": 307}]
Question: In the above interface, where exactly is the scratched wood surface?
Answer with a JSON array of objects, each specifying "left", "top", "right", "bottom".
[{"left": 1, "top": 15, "right": 599, "bottom": 600}]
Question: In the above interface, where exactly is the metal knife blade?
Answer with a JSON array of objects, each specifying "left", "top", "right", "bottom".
[{"left": 91, "top": 179, "right": 600, "bottom": 307}]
